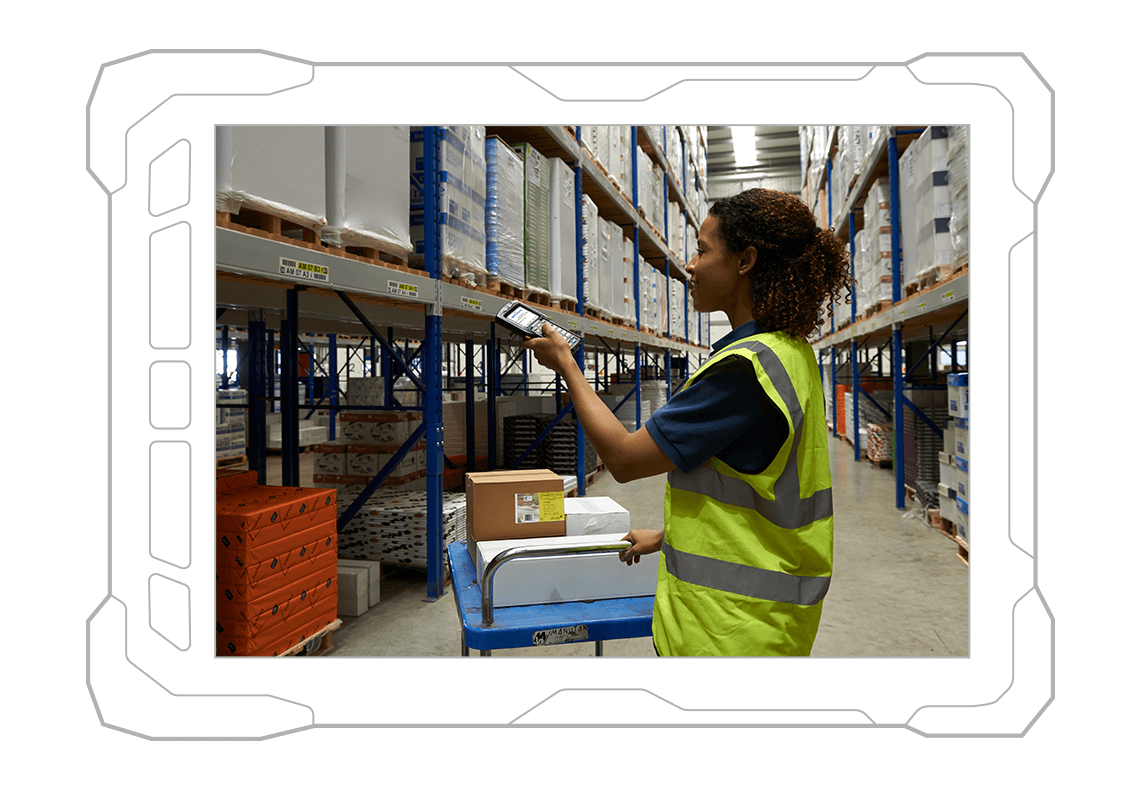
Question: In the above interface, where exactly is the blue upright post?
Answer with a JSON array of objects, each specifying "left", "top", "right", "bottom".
[
  {"left": 307, "top": 342, "right": 315, "bottom": 405},
  {"left": 370, "top": 337, "right": 377, "bottom": 378},
  {"left": 574, "top": 126, "right": 586, "bottom": 496},
  {"left": 327, "top": 334, "right": 338, "bottom": 441},
  {"left": 282, "top": 288, "right": 300, "bottom": 487},
  {"left": 831, "top": 346, "right": 837, "bottom": 437},
  {"left": 487, "top": 325, "right": 498, "bottom": 472},
  {"left": 889, "top": 129, "right": 906, "bottom": 509},
  {"left": 220, "top": 326, "right": 230, "bottom": 389},
  {"left": 249, "top": 317, "right": 267, "bottom": 485},
  {"left": 422, "top": 126, "right": 446, "bottom": 600},
  {"left": 465, "top": 334, "right": 475, "bottom": 469},
  {"left": 267, "top": 329, "right": 276, "bottom": 413},
  {"left": 849, "top": 210, "right": 860, "bottom": 461},
  {"left": 385, "top": 327, "right": 395, "bottom": 407},
  {"left": 629, "top": 127, "right": 642, "bottom": 431}
]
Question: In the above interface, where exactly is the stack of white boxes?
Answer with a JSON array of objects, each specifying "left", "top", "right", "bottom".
[
  {"left": 863, "top": 177, "right": 894, "bottom": 308},
  {"left": 410, "top": 126, "right": 487, "bottom": 285},
  {"left": 595, "top": 217, "right": 613, "bottom": 320},
  {"left": 549, "top": 156, "right": 577, "bottom": 304},
  {"left": 670, "top": 278, "right": 685, "bottom": 338},
  {"left": 215, "top": 389, "right": 247, "bottom": 460},
  {"left": 474, "top": 496, "right": 655, "bottom": 608},
  {"left": 322, "top": 126, "right": 413, "bottom": 260},
  {"left": 898, "top": 126, "right": 952, "bottom": 290},
  {"left": 485, "top": 137, "right": 526, "bottom": 288},
  {"left": 581, "top": 193, "right": 599, "bottom": 310},
  {"left": 513, "top": 142, "right": 552, "bottom": 297},
  {"left": 609, "top": 221, "right": 626, "bottom": 322},
  {"left": 619, "top": 236, "right": 634, "bottom": 324},
  {"left": 948, "top": 373, "right": 969, "bottom": 543}
]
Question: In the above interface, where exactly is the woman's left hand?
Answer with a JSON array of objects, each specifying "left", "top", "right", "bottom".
[{"left": 521, "top": 323, "right": 576, "bottom": 377}]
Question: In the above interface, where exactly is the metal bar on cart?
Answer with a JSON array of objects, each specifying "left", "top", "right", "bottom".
[{"left": 480, "top": 541, "right": 633, "bottom": 627}]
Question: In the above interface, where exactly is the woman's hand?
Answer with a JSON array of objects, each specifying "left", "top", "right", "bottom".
[
  {"left": 520, "top": 323, "right": 577, "bottom": 378},
  {"left": 618, "top": 529, "right": 664, "bottom": 566}
]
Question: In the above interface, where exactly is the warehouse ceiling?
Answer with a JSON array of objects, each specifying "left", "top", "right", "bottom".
[{"left": 705, "top": 125, "right": 802, "bottom": 182}]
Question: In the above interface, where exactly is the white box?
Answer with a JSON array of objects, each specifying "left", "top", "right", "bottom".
[
  {"left": 337, "top": 565, "right": 370, "bottom": 616},
  {"left": 314, "top": 447, "right": 346, "bottom": 474},
  {"left": 336, "top": 559, "right": 381, "bottom": 607},
  {"left": 549, "top": 156, "right": 578, "bottom": 303},
  {"left": 565, "top": 497, "right": 631, "bottom": 536},
  {"left": 475, "top": 532, "right": 657, "bottom": 607},
  {"left": 954, "top": 424, "right": 969, "bottom": 461}
]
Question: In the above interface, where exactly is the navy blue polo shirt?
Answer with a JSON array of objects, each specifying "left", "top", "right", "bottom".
[{"left": 645, "top": 320, "right": 789, "bottom": 475}]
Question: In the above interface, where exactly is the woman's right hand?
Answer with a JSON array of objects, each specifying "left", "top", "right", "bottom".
[{"left": 618, "top": 529, "right": 663, "bottom": 566}]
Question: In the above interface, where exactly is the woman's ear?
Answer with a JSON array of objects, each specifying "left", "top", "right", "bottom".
[{"left": 739, "top": 246, "right": 757, "bottom": 276}]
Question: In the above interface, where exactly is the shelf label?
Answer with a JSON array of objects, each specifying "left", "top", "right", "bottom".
[
  {"left": 388, "top": 280, "right": 420, "bottom": 300},
  {"left": 279, "top": 257, "right": 330, "bottom": 284},
  {"left": 567, "top": 319, "right": 580, "bottom": 329},
  {"left": 460, "top": 296, "right": 483, "bottom": 312},
  {"left": 941, "top": 288, "right": 956, "bottom": 303},
  {"left": 916, "top": 301, "right": 928, "bottom": 313},
  {"left": 533, "top": 625, "right": 588, "bottom": 646}
]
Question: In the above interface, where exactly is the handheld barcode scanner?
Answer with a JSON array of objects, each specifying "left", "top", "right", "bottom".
[{"left": 495, "top": 300, "right": 582, "bottom": 354}]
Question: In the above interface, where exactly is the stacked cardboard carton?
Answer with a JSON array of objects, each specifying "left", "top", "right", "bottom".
[
  {"left": 899, "top": 126, "right": 952, "bottom": 289},
  {"left": 466, "top": 473, "right": 655, "bottom": 606},
  {"left": 216, "top": 389, "right": 246, "bottom": 460},
  {"left": 947, "top": 126, "right": 969, "bottom": 268},
  {"left": 337, "top": 490, "right": 467, "bottom": 569},
  {"left": 216, "top": 472, "right": 339, "bottom": 657},
  {"left": 581, "top": 193, "right": 599, "bottom": 309},
  {"left": 312, "top": 411, "right": 427, "bottom": 503}
]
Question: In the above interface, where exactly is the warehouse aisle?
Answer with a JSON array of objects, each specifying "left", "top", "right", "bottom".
[{"left": 287, "top": 431, "right": 967, "bottom": 658}]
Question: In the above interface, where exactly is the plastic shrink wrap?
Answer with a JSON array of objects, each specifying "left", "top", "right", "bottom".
[
  {"left": 513, "top": 143, "right": 552, "bottom": 296},
  {"left": 322, "top": 126, "right": 413, "bottom": 259},
  {"left": 485, "top": 137, "right": 526, "bottom": 288},
  {"left": 549, "top": 156, "right": 577, "bottom": 303},
  {"left": 216, "top": 125, "right": 326, "bottom": 232}
]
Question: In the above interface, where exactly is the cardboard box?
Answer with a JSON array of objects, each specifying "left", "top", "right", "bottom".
[
  {"left": 475, "top": 532, "right": 657, "bottom": 607},
  {"left": 337, "top": 565, "right": 370, "bottom": 616},
  {"left": 216, "top": 485, "right": 336, "bottom": 534},
  {"left": 217, "top": 561, "right": 338, "bottom": 623},
  {"left": 465, "top": 469, "right": 566, "bottom": 564},
  {"left": 217, "top": 531, "right": 338, "bottom": 590},
  {"left": 218, "top": 515, "right": 338, "bottom": 568},
  {"left": 216, "top": 469, "right": 258, "bottom": 495},
  {"left": 337, "top": 558, "right": 381, "bottom": 607},
  {"left": 564, "top": 496, "right": 630, "bottom": 537},
  {"left": 217, "top": 538, "right": 337, "bottom": 604},
  {"left": 217, "top": 600, "right": 338, "bottom": 657}
]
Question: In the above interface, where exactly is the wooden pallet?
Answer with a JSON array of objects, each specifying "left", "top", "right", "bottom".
[
  {"left": 218, "top": 210, "right": 427, "bottom": 277},
  {"left": 867, "top": 456, "right": 892, "bottom": 469},
  {"left": 487, "top": 276, "right": 524, "bottom": 300},
  {"left": 863, "top": 300, "right": 892, "bottom": 320},
  {"left": 216, "top": 455, "right": 247, "bottom": 470},
  {"left": 523, "top": 288, "right": 552, "bottom": 307},
  {"left": 556, "top": 298, "right": 578, "bottom": 313},
  {"left": 583, "top": 306, "right": 602, "bottom": 320},
  {"left": 279, "top": 618, "right": 342, "bottom": 657}
]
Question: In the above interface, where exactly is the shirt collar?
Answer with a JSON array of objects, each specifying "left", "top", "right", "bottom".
[{"left": 712, "top": 320, "right": 770, "bottom": 353}]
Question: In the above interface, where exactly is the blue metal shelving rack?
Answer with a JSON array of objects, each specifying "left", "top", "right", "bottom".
[
  {"left": 813, "top": 125, "right": 970, "bottom": 510},
  {"left": 216, "top": 125, "right": 710, "bottom": 602}
]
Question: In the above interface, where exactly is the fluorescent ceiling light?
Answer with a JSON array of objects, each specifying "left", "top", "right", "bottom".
[{"left": 731, "top": 126, "right": 756, "bottom": 167}]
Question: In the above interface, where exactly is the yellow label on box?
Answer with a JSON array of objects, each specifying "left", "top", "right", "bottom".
[
  {"left": 514, "top": 492, "right": 565, "bottom": 523},
  {"left": 538, "top": 492, "right": 564, "bottom": 522}
]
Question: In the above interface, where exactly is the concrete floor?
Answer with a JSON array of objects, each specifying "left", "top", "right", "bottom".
[{"left": 260, "top": 432, "right": 968, "bottom": 658}]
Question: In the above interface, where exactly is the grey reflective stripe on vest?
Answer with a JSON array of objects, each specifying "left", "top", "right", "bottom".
[
  {"left": 669, "top": 465, "right": 833, "bottom": 529},
  {"left": 675, "top": 337, "right": 833, "bottom": 529},
  {"left": 663, "top": 541, "right": 830, "bottom": 606}
]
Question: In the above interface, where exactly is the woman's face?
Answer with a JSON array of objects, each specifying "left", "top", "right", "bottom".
[{"left": 686, "top": 215, "right": 746, "bottom": 315}]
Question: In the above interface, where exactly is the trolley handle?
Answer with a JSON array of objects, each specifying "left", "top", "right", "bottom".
[{"left": 480, "top": 541, "right": 633, "bottom": 627}]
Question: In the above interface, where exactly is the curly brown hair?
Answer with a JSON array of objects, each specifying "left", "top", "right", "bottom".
[{"left": 708, "top": 188, "right": 853, "bottom": 338}]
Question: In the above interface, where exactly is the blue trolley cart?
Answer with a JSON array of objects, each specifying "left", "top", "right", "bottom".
[{"left": 446, "top": 541, "right": 654, "bottom": 656}]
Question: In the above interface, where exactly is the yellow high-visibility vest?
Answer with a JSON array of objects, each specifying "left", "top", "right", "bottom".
[{"left": 653, "top": 331, "right": 834, "bottom": 656}]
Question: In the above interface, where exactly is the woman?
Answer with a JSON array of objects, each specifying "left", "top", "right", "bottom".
[{"left": 522, "top": 188, "right": 853, "bottom": 656}]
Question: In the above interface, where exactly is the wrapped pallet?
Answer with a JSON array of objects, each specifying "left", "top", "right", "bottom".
[
  {"left": 607, "top": 221, "right": 624, "bottom": 321},
  {"left": 947, "top": 125, "right": 969, "bottom": 268},
  {"left": 216, "top": 126, "right": 326, "bottom": 233},
  {"left": 513, "top": 143, "right": 552, "bottom": 296},
  {"left": 912, "top": 126, "right": 953, "bottom": 281},
  {"left": 581, "top": 193, "right": 599, "bottom": 309},
  {"left": 864, "top": 177, "right": 894, "bottom": 306},
  {"left": 322, "top": 126, "right": 413, "bottom": 259},
  {"left": 410, "top": 126, "right": 487, "bottom": 285},
  {"left": 596, "top": 217, "right": 613, "bottom": 320},
  {"left": 621, "top": 235, "right": 635, "bottom": 323},
  {"left": 549, "top": 156, "right": 578, "bottom": 303},
  {"left": 485, "top": 137, "right": 526, "bottom": 288}
]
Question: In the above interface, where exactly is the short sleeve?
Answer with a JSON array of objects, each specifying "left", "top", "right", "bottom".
[{"left": 646, "top": 356, "right": 783, "bottom": 474}]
